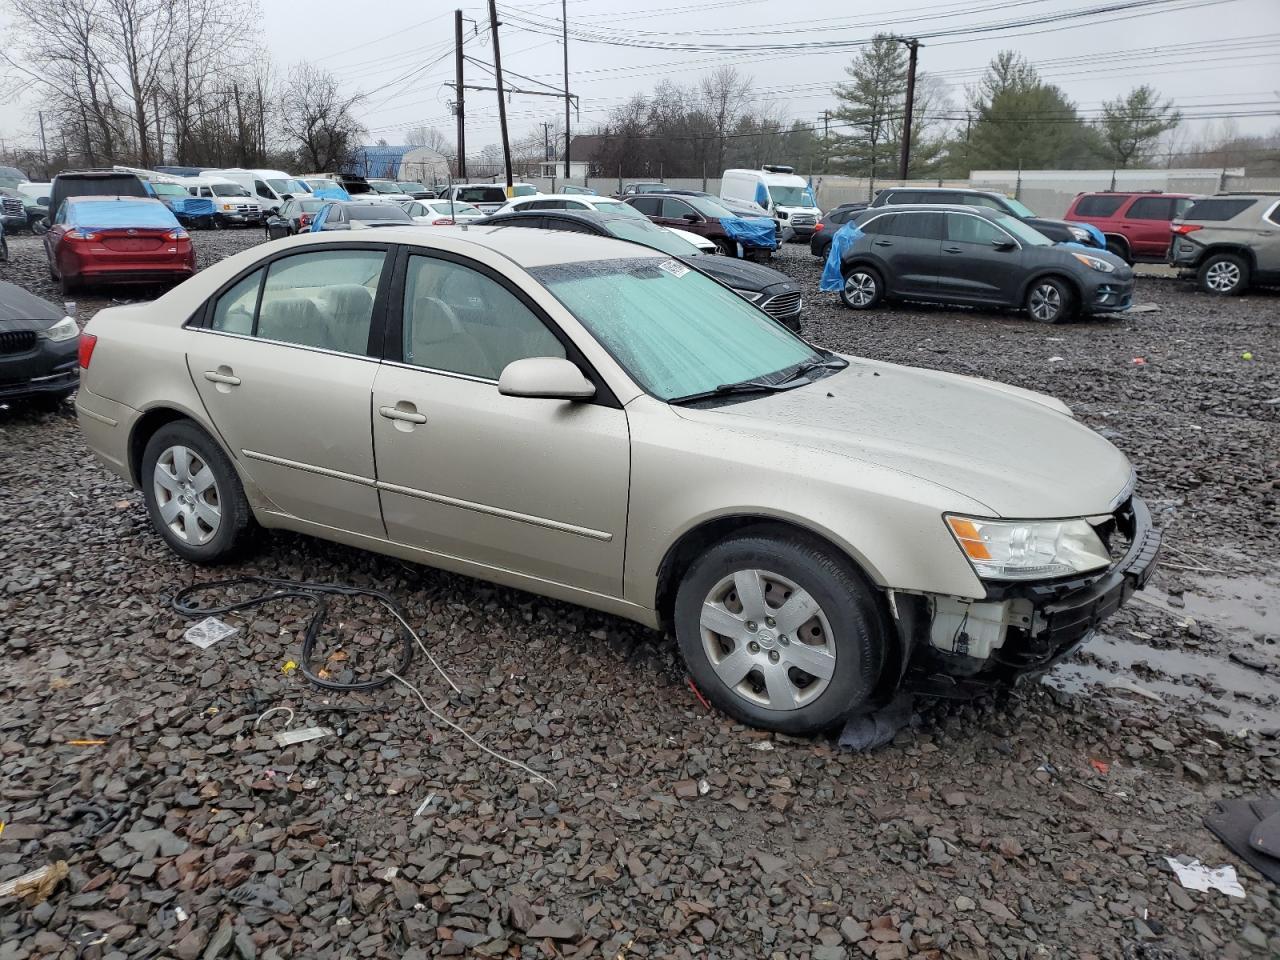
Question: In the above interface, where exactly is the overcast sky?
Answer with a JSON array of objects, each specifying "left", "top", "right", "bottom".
[{"left": 2, "top": 0, "right": 1278, "bottom": 163}]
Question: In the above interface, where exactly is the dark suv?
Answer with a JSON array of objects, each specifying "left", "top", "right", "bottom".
[
  {"left": 49, "top": 171, "right": 148, "bottom": 220},
  {"left": 1064, "top": 191, "right": 1196, "bottom": 264},
  {"left": 1169, "top": 193, "right": 1280, "bottom": 295},
  {"left": 871, "top": 187, "right": 1102, "bottom": 248},
  {"left": 624, "top": 193, "right": 776, "bottom": 260},
  {"left": 810, "top": 204, "right": 867, "bottom": 259},
  {"left": 834, "top": 205, "right": 1132, "bottom": 323}
]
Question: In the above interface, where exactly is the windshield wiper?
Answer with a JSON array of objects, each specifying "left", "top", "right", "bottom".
[
  {"left": 667, "top": 378, "right": 799, "bottom": 406},
  {"left": 775, "top": 353, "right": 849, "bottom": 385}
]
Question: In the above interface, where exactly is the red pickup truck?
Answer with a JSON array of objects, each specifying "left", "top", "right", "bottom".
[{"left": 1064, "top": 191, "right": 1196, "bottom": 265}]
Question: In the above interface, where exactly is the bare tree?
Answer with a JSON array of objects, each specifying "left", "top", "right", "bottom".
[
  {"left": 403, "top": 124, "right": 454, "bottom": 156},
  {"left": 698, "top": 66, "right": 753, "bottom": 174},
  {"left": 281, "top": 63, "right": 364, "bottom": 171}
]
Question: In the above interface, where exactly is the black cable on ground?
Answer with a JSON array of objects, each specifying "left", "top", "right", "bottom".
[{"left": 171, "top": 576, "right": 415, "bottom": 692}]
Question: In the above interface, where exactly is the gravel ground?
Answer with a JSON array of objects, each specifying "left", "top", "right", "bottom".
[{"left": 1, "top": 231, "right": 1278, "bottom": 960}]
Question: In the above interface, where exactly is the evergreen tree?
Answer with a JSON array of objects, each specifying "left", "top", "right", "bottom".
[
  {"left": 829, "top": 35, "right": 906, "bottom": 179},
  {"left": 1099, "top": 85, "right": 1181, "bottom": 168}
]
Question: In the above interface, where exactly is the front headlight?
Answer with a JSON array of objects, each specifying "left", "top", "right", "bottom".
[
  {"left": 1071, "top": 252, "right": 1115, "bottom": 273},
  {"left": 945, "top": 515, "right": 1111, "bottom": 581},
  {"left": 43, "top": 316, "right": 79, "bottom": 342},
  {"left": 731, "top": 289, "right": 764, "bottom": 302}
]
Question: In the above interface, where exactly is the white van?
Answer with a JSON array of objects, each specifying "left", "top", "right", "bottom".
[
  {"left": 202, "top": 168, "right": 311, "bottom": 213},
  {"left": 180, "top": 176, "right": 263, "bottom": 226},
  {"left": 721, "top": 165, "right": 822, "bottom": 238}
]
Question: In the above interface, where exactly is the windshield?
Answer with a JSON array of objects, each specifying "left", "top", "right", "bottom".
[
  {"left": 604, "top": 219, "right": 700, "bottom": 256},
  {"left": 151, "top": 183, "right": 186, "bottom": 196},
  {"left": 458, "top": 186, "right": 507, "bottom": 203},
  {"left": 266, "top": 178, "right": 307, "bottom": 197},
  {"left": 299, "top": 199, "right": 328, "bottom": 212},
  {"left": 512, "top": 184, "right": 537, "bottom": 196},
  {"left": 349, "top": 205, "right": 412, "bottom": 221},
  {"left": 769, "top": 185, "right": 816, "bottom": 207},
  {"left": 369, "top": 180, "right": 402, "bottom": 193},
  {"left": 591, "top": 199, "right": 646, "bottom": 219},
  {"left": 532, "top": 257, "right": 818, "bottom": 401},
  {"left": 1003, "top": 197, "right": 1036, "bottom": 218},
  {"left": 211, "top": 183, "right": 251, "bottom": 197},
  {"left": 994, "top": 214, "right": 1051, "bottom": 246},
  {"left": 432, "top": 201, "right": 481, "bottom": 216},
  {"left": 687, "top": 195, "right": 743, "bottom": 219}
]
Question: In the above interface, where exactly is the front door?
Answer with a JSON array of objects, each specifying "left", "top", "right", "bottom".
[
  {"left": 370, "top": 251, "right": 630, "bottom": 596},
  {"left": 936, "top": 212, "right": 1023, "bottom": 305},
  {"left": 867, "top": 210, "right": 942, "bottom": 297},
  {"left": 185, "top": 246, "right": 392, "bottom": 537}
]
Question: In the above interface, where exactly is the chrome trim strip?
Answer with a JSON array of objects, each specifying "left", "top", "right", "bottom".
[
  {"left": 76, "top": 406, "right": 117, "bottom": 427},
  {"left": 380, "top": 359, "right": 498, "bottom": 386},
  {"left": 377, "top": 480, "right": 613, "bottom": 542},
  {"left": 240, "top": 448, "right": 377, "bottom": 486},
  {"left": 185, "top": 327, "right": 379, "bottom": 362},
  {"left": 240, "top": 449, "right": 613, "bottom": 542}
]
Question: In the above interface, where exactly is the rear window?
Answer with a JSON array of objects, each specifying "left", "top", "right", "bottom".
[
  {"left": 56, "top": 174, "right": 148, "bottom": 201},
  {"left": 348, "top": 205, "right": 411, "bottom": 222},
  {"left": 458, "top": 187, "right": 507, "bottom": 203},
  {"left": 1183, "top": 198, "right": 1256, "bottom": 222},
  {"left": 1073, "top": 195, "right": 1126, "bottom": 217},
  {"left": 1128, "top": 196, "right": 1181, "bottom": 220},
  {"left": 67, "top": 199, "right": 177, "bottom": 229}
]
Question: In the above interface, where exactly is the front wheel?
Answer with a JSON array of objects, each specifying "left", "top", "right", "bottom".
[
  {"left": 1198, "top": 253, "right": 1248, "bottom": 296},
  {"left": 1025, "top": 277, "right": 1075, "bottom": 323},
  {"left": 674, "top": 533, "right": 886, "bottom": 735},
  {"left": 839, "top": 266, "right": 883, "bottom": 310},
  {"left": 141, "top": 420, "right": 257, "bottom": 563}
]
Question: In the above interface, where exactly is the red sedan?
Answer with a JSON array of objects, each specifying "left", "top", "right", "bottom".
[{"left": 45, "top": 196, "right": 195, "bottom": 295}]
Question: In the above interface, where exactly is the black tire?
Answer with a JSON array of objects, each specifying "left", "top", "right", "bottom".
[
  {"left": 0, "top": 236, "right": 7, "bottom": 263},
  {"left": 141, "top": 420, "right": 257, "bottom": 563},
  {"left": 674, "top": 532, "right": 887, "bottom": 735},
  {"left": 714, "top": 238, "right": 736, "bottom": 257},
  {"left": 1104, "top": 237, "right": 1131, "bottom": 265},
  {"left": 838, "top": 264, "right": 884, "bottom": 310},
  {"left": 1197, "top": 252, "right": 1249, "bottom": 296},
  {"left": 1025, "top": 276, "right": 1075, "bottom": 323},
  {"left": 212, "top": 215, "right": 225, "bottom": 230}
]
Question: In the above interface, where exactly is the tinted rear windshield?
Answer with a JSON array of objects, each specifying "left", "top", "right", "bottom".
[
  {"left": 68, "top": 199, "right": 176, "bottom": 228},
  {"left": 58, "top": 175, "right": 148, "bottom": 199},
  {"left": 458, "top": 187, "right": 507, "bottom": 203},
  {"left": 348, "top": 205, "right": 411, "bottom": 221},
  {"left": 1183, "top": 198, "right": 1256, "bottom": 221}
]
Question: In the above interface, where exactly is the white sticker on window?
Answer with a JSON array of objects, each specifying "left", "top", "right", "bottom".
[{"left": 657, "top": 258, "right": 690, "bottom": 278}]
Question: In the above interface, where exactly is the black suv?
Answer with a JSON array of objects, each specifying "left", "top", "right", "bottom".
[
  {"left": 481, "top": 208, "right": 803, "bottom": 330},
  {"left": 834, "top": 205, "right": 1132, "bottom": 323},
  {"left": 870, "top": 187, "right": 1101, "bottom": 248},
  {"left": 810, "top": 204, "right": 868, "bottom": 259}
]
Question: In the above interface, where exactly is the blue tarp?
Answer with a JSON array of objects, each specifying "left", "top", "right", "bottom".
[
  {"left": 309, "top": 203, "right": 335, "bottom": 232},
  {"left": 721, "top": 215, "right": 776, "bottom": 251},
  {"left": 1074, "top": 221, "right": 1105, "bottom": 248},
  {"left": 67, "top": 198, "right": 180, "bottom": 230},
  {"left": 819, "top": 222, "right": 865, "bottom": 291},
  {"left": 310, "top": 183, "right": 349, "bottom": 201},
  {"left": 164, "top": 196, "right": 215, "bottom": 218}
]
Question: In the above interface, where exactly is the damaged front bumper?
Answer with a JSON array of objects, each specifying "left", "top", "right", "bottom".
[{"left": 893, "top": 496, "right": 1161, "bottom": 697}]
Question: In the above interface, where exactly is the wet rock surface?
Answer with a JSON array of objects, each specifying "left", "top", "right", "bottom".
[{"left": 1, "top": 232, "right": 1278, "bottom": 958}]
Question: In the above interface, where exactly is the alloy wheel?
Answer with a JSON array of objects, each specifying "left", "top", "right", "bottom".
[
  {"left": 153, "top": 445, "right": 221, "bottom": 545},
  {"left": 699, "top": 569, "right": 837, "bottom": 711},
  {"left": 843, "top": 272, "right": 877, "bottom": 307},
  {"left": 1205, "top": 260, "right": 1240, "bottom": 293},
  {"left": 1028, "top": 283, "right": 1062, "bottom": 321}
]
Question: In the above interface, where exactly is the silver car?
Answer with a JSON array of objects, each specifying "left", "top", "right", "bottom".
[{"left": 76, "top": 227, "right": 1161, "bottom": 734}]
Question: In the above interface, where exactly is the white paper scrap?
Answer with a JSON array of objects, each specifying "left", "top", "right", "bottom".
[
  {"left": 274, "top": 726, "right": 332, "bottom": 748},
  {"left": 1164, "top": 857, "right": 1245, "bottom": 898},
  {"left": 184, "top": 617, "right": 238, "bottom": 649}
]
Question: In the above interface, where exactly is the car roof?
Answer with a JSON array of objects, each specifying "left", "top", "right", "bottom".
[
  {"left": 291, "top": 224, "right": 663, "bottom": 267},
  {"left": 67, "top": 195, "right": 163, "bottom": 205},
  {"left": 512, "top": 193, "right": 623, "bottom": 203},
  {"left": 860, "top": 203, "right": 1006, "bottom": 217}
]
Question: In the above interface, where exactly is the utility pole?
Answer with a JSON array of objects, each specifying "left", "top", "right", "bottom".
[
  {"left": 454, "top": 9, "right": 467, "bottom": 179},
  {"left": 562, "top": 0, "right": 571, "bottom": 180},
  {"left": 488, "top": 0, "right": 513, "bottom": 191},
  {"left": 897, "top": 38, "right": 920, "bottom": 181},
  {"left": 37, "top": 111, "right": 48, "bottom": 170},
  {"left": 822, "top": 109, "right": 831, "bottom": 173}
]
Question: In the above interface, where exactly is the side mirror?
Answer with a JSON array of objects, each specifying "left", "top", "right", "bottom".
[
  {"left": 281, "top": 193, "right": 294, "bottom": 201},
  {"left": 38, "top": 197, "right": 50, "bottom": 206},
  {"left": 992, "top": 238, "right": 1016, "bottom": 251},
  {"left": 682, "top": 212, "right": 700, "bottom": 223},
  {"left": 498, "top": 357, "right": 595, "bottom": 401}
]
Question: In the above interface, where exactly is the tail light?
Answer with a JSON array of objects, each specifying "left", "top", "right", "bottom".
[
  {"left": 814, "top": 222, "right": 825, "bottom": 231},
  {"left": 1171, "top": 224, "right": 1201, "bottom": 235},
  {"left": 432, "top": 217, "right": 456, "bottom": 225},
  {"left": 78, "top": 332, "right": 98, "bottom": 368},
  {"left": 299, "top": 215, "right": 312, "bottom": 225},
  {"left": 168, "top": 228, "right": 189, "bottom": 240}
]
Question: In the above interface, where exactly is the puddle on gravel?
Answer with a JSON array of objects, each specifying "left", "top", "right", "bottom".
[
  {"left": 1045, "top": 631, "right": 1280, "bottom": 732},
  {"left": 1143, "top": 574, "right": 1276, "bottom": 638}
]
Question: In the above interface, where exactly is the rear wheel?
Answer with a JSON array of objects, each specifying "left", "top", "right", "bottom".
[
  {"left": 839, "top": 266, "right": 883, "bottom": 310},
  {"left": 141, "top": 420, "right": 256, "bottom": 563},
  {"left": 674, "top": 533, "right": 886, "bottom": 735},
  {"left": 1198, "top": 253, "right": 1248, "bottom": 296},
  {"left": 1026, "top": 277, "right": 1075, "bottom": 323}
]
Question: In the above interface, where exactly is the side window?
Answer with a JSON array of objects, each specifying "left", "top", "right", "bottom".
[
  {"left": 254, "top": 179, "right": 272, "bottom": 198},
  {"left": 660, "top": 198, "right": 694, "bottom": 219},
  {"left": 1128, "top": 197, "right": 1175, "bottom": 220},
  {"left": 211, "top": 269, "right": 262, "bottom": 335},
  {"left": 861, "top": 213, "right": 895, "bottom": 235},
  {"left": 257, "top": 250, "right": 385, "bottom": 354},
  {"left": 564, "top": 200, "right": 589, "bottom": 210},
  {"left": 1074, "top": 195, "right": 1126, "bottom": 217},
  {"left": 963, "top": 194, "right": 1003, "bottom": 210},
  {"left": 946, "top": 213, "right": 1006, "bottom": 245},
  {"left": 893, "top": 211, "right": 943, "bottom": 240},
  {"left": 1173, "top": 198, "right": 1195, "bottom": 220},
  {"left": 629, "top": 197, "right": 660, "bottom": 216},
  {"left": 1267, "top": 203, "right": 1280, "bottom": 227},
  {"left": 402, "top": 255, "right": 565, "bottom": 380},
  {"left": 548, "top": 218, "right": 596, "bottom": 234}
]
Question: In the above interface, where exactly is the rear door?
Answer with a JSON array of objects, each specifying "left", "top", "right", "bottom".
[
  {"left": 937, "top": 212, "right": 1022, "bottom": 305},
  {"left": 1124, "top": 196, "right": 1179, "bottom": 258},
  {"left": 185, "top": 245, "right": 392, "bottom": 537},
  {"left": 369, "top": 250, "right": 630, "bottom": 595},
  {"left": 867, "top": 210, "right": 942, "bottom": 297}
]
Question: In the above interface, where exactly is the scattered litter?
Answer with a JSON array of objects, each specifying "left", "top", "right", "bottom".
[
  {"left": 378, "top": 866, "right": 399, "bottom": 881},
  {"left": 413, "top": 792, "right": 438, "bottom": 817},
  {"left": 838, "top": 692, "right": 914, "bottom": 752},
  {"left": 1047, "top": 355, "right": 1065, "bottom": 362},
  {"left": 0, "top": 861, "right": 69, "bottom": 904},
  {"left": 1090, "top": 758, "right": 1111, "bottom": 776},
  {"left": 1240, "top": 351, "right": 1253, "bottom": 361},
  {"left": 174, "top": 906, "right": 188, "bottom": 923},
  {"left": 66, "top": 739, "right": 106, "bottom": 747},
  {"left": 253, "top": 707, "right": 295, "bottom": 731},
  {"left": 183, "top": 616, "right": 237, "bottom": 649},
  {"left": 1131, "top": 357, "right": 1147, "bottom": 365},
  {"left": 748, "top": 740, "right": 775, "bottom": 752},
  {"left": 1164, "top": 857, "right": 1245, "bottom": 898},
  {"left": 273, "top": 726, "right": 331, "bottom": 748},
  {"left": 698, "top": 779, "right": 710, "bottom": 796},
  {"left": 1205, "top": 797, "right": 1280, "bottom": 884},
  {"left": 1128, "top": 302, "right": 1160, "bottom": 313},
  {"left": 280, "top": 660, "right": 299, "bottom": 675},
  {"left": 1106, "top": 676, "right": 1164, "bottom": 703}
]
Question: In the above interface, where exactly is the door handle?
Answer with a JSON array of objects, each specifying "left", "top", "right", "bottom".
[
  {"left": 943, "top": 246, "right": 962, "bottom": 254},
  {"left": 873, "top": 239, "right": 894, "bottom": 247},
  {"left": 379, "top": 404, "right": 427, "bottom": 425},
  {"left": 203, "top": 370, "right": 240, "bottom": 386}
]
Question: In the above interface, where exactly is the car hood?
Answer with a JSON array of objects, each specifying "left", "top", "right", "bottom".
[
  {"left": 0, "top": 281, "right": 63, "bottom": 326},
  {"left": 673, "top": 357, "right": 1133, "bottom": 518},
  {"left": 682, "top": 253, "right": 796, "bottom": 293}
]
